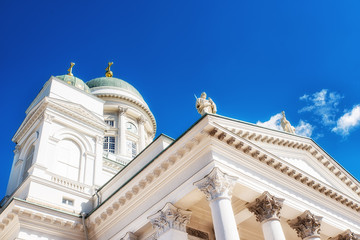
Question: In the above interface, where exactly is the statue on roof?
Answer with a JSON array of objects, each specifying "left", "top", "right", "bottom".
[
  {"left": 281, "top": 111, "right": 296, "bottom": 134},
  {"left": 196, "top": 92, "right": 217, "bottom": 115}
]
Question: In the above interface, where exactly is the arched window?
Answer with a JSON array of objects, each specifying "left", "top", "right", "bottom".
[
  {"left": 126, "top": 122, "right": 138, "bottom": 134},
  {"left": 56, "top": 139, "right": 81, "bottom": 181},
  {"left": 22, "top": 146, "right": 34, "bottom": 181}
]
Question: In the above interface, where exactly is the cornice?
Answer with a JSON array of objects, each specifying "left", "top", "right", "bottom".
[
  {"left": 216, "top": 121, "right": 360, "bottom": 198},
  {"left": 95, "top": 93, "right": 156, "bottom": 135},
  {"left": 0, "top": 198, "right": 82, "bottom": 233},
  {"left": 207, "top": 123, "right": 360, "bottom": 213},
  {"left": 13, "top": 97, "right": 108, "bottom": 143},
  {"left": 86, "top": 133, "right": 206, "bottom": 233}
]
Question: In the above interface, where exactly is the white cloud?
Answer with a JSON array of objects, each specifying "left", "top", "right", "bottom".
[
  {"left": 295, "top": 120, "right": 313, "bottom": 137},
  {"left": 256, "top": 113, "right": 282, "bottom": 131},
  {"left": 332, "top": 105, "right": 360, "bottom": 136},
  {"left": 257, "top": 113, "right": 313, "bottom": 137},
  {"left": 299, "top": 89, "right": 343, "bottom": 126}
]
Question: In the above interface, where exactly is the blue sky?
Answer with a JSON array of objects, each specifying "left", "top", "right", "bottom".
[{"left": 0, "top": 1, "right": 359, "bottom": 198}]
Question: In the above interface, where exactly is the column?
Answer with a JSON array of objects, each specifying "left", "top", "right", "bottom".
[
  {"left": 148, "top": 202, "right": 191, "bottom": 240},
  {"left": 288, "top": 210, "right": 322, "bottom": 240},
  {"left": 329, "top": 229, "right": 360, "bottom": 240},
  {"left": 121, "top": 232, "right": 137, "bottom": 240},
  {"left": 118, "top": 107, "right": 127, "bottom": 156},
  {"left": 194, "top": 167, "right": 240, "bottom": 240},
  {"left": 247, "top": 191, "right": 286, "bottom": 240},
  {"left": 137, "top": 116, "right": 146, "bottom": 151}
]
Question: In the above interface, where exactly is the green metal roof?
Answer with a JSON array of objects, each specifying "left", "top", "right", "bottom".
[
  {"left": 86, "top": 77, "right": 143, "bottom": 99},
  {"left": 56, "top": 75, "right": 90, "bottom": 93}
]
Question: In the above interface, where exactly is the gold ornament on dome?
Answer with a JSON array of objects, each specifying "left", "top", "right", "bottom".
[
  {"left": 105, "top": 62, "right": 114, "bottom": 77},
  {"left": 67, "top": 62, "right": 75, "bottom": 76}
]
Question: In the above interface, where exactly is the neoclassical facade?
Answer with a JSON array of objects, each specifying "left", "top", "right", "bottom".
[{"left": 0, "top": 66, "right": 359, "bottom": 240}]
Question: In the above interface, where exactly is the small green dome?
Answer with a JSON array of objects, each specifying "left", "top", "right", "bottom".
[
  {"left": 86, "top": 77, "right": 143, "bottom": 99},
  {"left": 56, "top": 75, "right": 90, "bottom": 93}
]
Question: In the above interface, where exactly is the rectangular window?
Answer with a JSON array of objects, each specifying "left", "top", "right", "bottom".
[
  {"left": 62, "top": 198, "right": 74, "bottom": 206},
  {"left": 126, "top": 140, "right": 137, "bottom": 158},
  {"left": 105, "top": 120, "right": 114, "bottom": 127},
  {"left": 104, "top": 136, "right": 116, "bottom": 153}
]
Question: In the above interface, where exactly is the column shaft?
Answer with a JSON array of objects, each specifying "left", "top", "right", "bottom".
[
  {"left": 194, "top": 167, "right": 240, "bottom": 240},
  {"left": 262, "top": 219, "right": 286, "bottom": 240},
  {"left": 210, "top": 197, "right": 240, "bottom": 240}
]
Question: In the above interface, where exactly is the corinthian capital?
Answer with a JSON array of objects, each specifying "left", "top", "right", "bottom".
[
  {"left": 147, "top": 203, "right": 191, "bottom": 237},
  {"left": 247, "top": 191, "right": 284, "bottom": 223},
  {"left": 194, "top": 167, "right": 238, "bottom": 201},
  {"left": 329, "top": 230, "right": 360, "bottom": 240},
  {"left": 288, "top": 210, "right": 322, "bottom": 239},
  {"left": 121, "top": 232, "right": 137, "bottom": 240}
]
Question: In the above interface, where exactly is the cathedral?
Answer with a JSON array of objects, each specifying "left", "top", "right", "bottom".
[{"left": 0, "top": 63, "right": 359, "bottom": 240}]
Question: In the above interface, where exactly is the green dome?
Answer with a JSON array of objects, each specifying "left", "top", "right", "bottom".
[
  {"left": 86, "top": 77, "right": 143, "bottom": 99},
  {"left": 56, "top": 75, "right": 90, "bottom": 93}
]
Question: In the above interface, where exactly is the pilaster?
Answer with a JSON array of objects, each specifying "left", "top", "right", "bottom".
[
  {"left": 118, "top": 107, "right": 128, "bottom": 156},
  {"left": 137, "top": 116, "right": 146, "bottom": 151}
]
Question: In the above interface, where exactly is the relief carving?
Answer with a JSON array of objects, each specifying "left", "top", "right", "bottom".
[
  {"left": 194, "top": 167, "right": 238, "bottom": 201},
  {"left": 288, "top": 210, "right": 322, "bottom": 239},
  {"left": 329, "top": 230, "right": 360, "bottom": 240},
  {"left": 247, "top": 191, "right": 284, "bottom": 223},
  {"left": 121, "top": 232, "right": 137, "bottom": 240},
  {"left": 148, "top": 203, "right": 191, "bottom": 237}
]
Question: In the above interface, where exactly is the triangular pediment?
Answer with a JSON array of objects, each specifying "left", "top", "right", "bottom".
[
  {"left": 13, "top": 97, "right": 108, "bottom": 143},
  {"left": 46, "top": 97, "right": 106, "bottom": 126},
  {"left": 206, "top": 115, "right": 360, "bottom": 203}
]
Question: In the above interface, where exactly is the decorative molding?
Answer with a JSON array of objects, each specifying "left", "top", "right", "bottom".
[
  {"left": 147, "top": 203, "right": 191, "bottom": 238},
  {"left": 15, "top": 159, "right": 24, "bottom": 167},
  {"left": 194, "top": 167, "right": 238, "bottom": 201},
  {"left": 137, "top": 116, "right": 146, "bottom": 125},
  {"left": 0, "top": 201, "right": 82, "bottom": 233},
  {"left": 88, "top": 135, "right": 204, "bottom": 230},
  {"left": 118, "top": 107, "right": 128, "bottom": 116},
  {"left": 42, "top": 113, "right": 55, "bottom": 124},
  {"left": 121, "top": 232, "right": 138, "bottom": 240},
  {"left": 329, "top": 230, "right": 360, "bottom": 240},
  {"left": 14, "top": 145, "right": 21, "bottom": 154},
  {"left": 95, "top": 93, "right": 156, "bottom": 134},
  {"left": 186, "top": 227, "right": 209, "bottom": 240},
  {"left": 207, "top": 125, "right": 360, "bottom": 212},
  {"left": 223, "top": 124, "right": 360, "bottom": 198},
  {"left": 288, "top": 210, "right": 322, "bottom": 239},
  {"left": 247, "top": 191, "right": 284, "bottom": 223},
  {"left": 96, "top": 135, "right": 104, "bottom": 145},
  {"left": 13, "top": 97, "right": 108, "bottom": 143}
]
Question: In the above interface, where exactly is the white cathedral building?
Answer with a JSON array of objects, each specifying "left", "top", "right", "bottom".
[{"left": 0, "top": 63, "right": 359, "bottom": 240}]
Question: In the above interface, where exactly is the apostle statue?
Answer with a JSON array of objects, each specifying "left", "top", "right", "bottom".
[
  {"left": 281, "top": 111, "right": 296, "bottom": 134},
  {"left": 196, "top": 92, "right": 217, "bottom": 115}
]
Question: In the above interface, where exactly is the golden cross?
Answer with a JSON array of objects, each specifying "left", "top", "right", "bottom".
[
  {"left": 105, "top": 62, "right": 114, "bottom": 77},
  {"left": 67, "top": 62, "right": 75, "bottom": 76}
]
